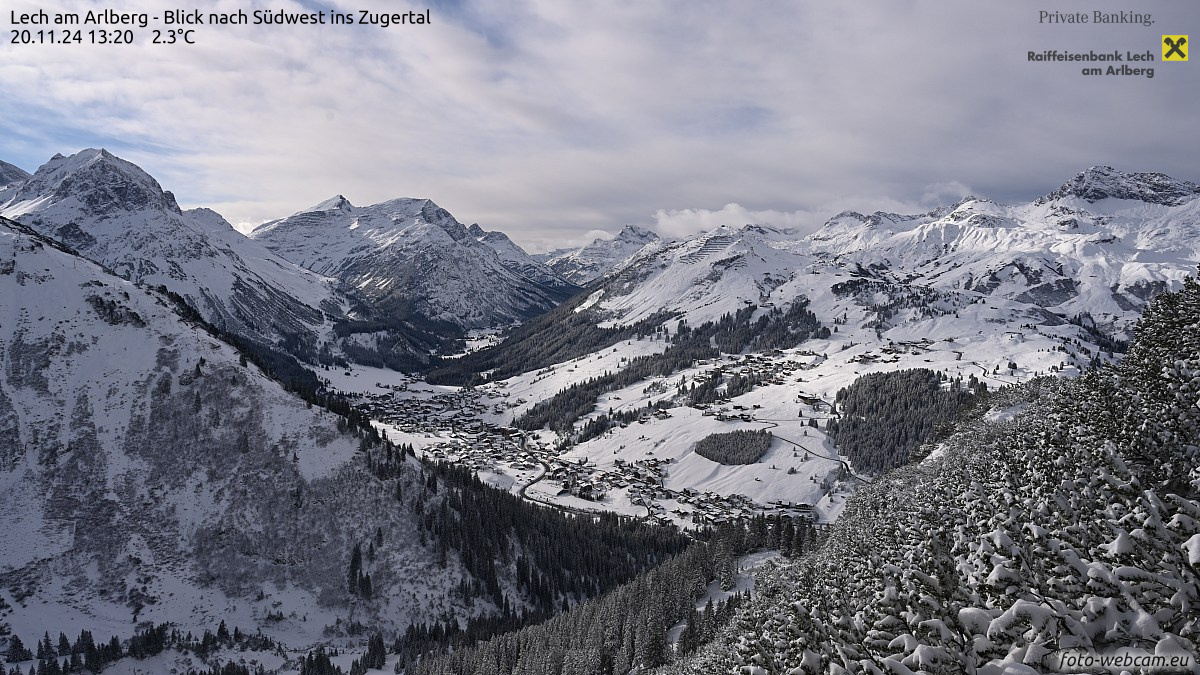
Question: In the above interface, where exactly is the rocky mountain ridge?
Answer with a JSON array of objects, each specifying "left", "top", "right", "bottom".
[{"left": 251, "top": 195, "right": 579, "bottom": 330}]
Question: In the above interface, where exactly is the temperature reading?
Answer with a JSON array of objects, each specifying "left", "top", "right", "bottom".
[{"left": 153, "top": 29, "right": 195, "bottom": 44}]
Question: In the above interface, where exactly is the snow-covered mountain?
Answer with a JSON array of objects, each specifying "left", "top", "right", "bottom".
[
  {"left": 1041, "top": 164, "right": 1200, "bottom": 205},
  {"left": 582, "top": 167, "right": 1200, "bottom": 340},
  {"left": 0, "top": 216, "right": 468, "bottom": 648},
  {"left": 401, "top": 167, "right": 1199, "bottom": 528},
  {"left": 469, "top": 222, "right": 579, "bottom": 294},
  {"left": 0, "top": 149, "right": 349, "bottom": 360},
  {"left": 251, "top": 197, "right": 579, "bottom": 330},
  {"left": 0, "top": 213, "right": 689, "bottom": 671},
  {"left": 536, "top": 224, "right": 662, "bottom": 285},
  {"left": 0, "top": 159, "right": 28, "bottom": 187}
]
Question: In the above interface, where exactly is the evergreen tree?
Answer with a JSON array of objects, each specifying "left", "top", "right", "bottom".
[
  {"left": 348, "top": 543, "right": 362, "bottom": 596},
  {"left": 363, "top": 634, "right": 386, "bottom": 669},
  {"left": 7, "top": 636, "right": 32, "bottom": 663},
  {"left": 638, "top": 606, "right": 668, "bottom": 668}
]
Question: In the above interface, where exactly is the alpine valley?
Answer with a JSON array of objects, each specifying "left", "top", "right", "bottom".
[{"left": 0, "top": 150, "right": 1197, "bottom": 674}]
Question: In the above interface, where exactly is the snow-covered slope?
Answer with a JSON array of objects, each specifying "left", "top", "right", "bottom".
[
  {"left": 537, "top": 225, "right": 662, "bottom": 285},
  {"left": 408, "top": 168, "right": 1198, "bottom": 523},
  {"left": 805, "top": 168, "right": 1200, "bottom": 335},
  {"left": 0, "top": 149, "right": 349, "bottom": 358},
  {"left": 0, "top": 216, "right": 468, "bottom": 647},
  {"left": 0, "top": 159, "right": 29, "bottom": 187},
  {"left": 669, "top": 276, "right": 1200, "bottom": 675},
  {"left": 469, "top": 222, "right": 579, "bottom": 295},
  {"left": 252, "top": 196, "right": 578, "bottom": 330},
  {"left": 585, "top": 167, "right": 1199, "bottom": 340}
]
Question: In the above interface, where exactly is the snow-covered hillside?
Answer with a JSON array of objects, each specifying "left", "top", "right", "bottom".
[
  {"left": 536, "top": 225, "right": 662, "bottom": 285},
  {"left": 667, "top": 274, "right": 1200, "bottom": 675},
  {"left": 381, "top": 167, "right": 1198, "bottom": 528},
  {"left": 0, "top": 160, "right": 28, "bottom": 189},
  {"left": 0, "top": 150, "right": 350, "bottom": 359},
  {"left": 583, "top": 167, "right": 1200, "bottom": 338},
  {"left": 251, "top": 196, "right": 578, "bottom": 330},
  {"left": 0, "top": 216, "right": 480, "bottom": 650},
  {"left": 470, "top": 223, "right": 578, "bottom": 294},
  {"left": 413, "top": 269, "right": 1200, "bottom": 675}
]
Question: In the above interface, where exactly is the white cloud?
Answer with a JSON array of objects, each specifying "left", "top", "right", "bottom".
[
  {"left": 921, "top": 181, "right": 975, "bottom": 206},
  {"left": 651, "top": 203, "right": 819, "bottom": 238},
  {"left": 1, "top": 0, "right": 1195, "bottom": 250}
]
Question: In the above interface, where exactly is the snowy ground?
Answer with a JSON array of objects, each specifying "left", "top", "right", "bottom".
[
  {"left": 326, "top": 298, "right": 1101, "bottom": 531},
  {"left": 320, "top": 217, "right": 1129, "bottom": 529}
]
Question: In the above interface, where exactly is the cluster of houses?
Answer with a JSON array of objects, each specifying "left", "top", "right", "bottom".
[
  {"left": 344, "top": 374, "right": 830, "bottom": 526},
  {"left": 848, "top": 337, "right": 941, "bottom": 365},
  {"left": 349, "top": 383, "right": 512, "bottom": 434}
]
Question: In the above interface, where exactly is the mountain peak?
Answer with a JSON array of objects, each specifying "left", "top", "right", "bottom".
[
  {"left": 12, "top": 148, "right": 181, "bottom": 217},
  {"left": 827, "top": 210, "right": 868, "bottom": 224},
  {"left": 471, "top": 224, "right": 516, "bottom": 246},
  {"left": 1041, "top": 166, "right": 1200, "bottom": 206},
  {"left": 614, "top": 224, "right": 658, "bottom": 243},
  {"left": 309, "top": 194, "right": 354, "bottom": 212},
  {"left": 414, "top": 199, "right": 470, "bottom": 242},
  {"left": 185, "top": 207, "right": 237, "bottom": 234},
  {"left": 821, "top": 210, "right": 916, "bottom": 230}
]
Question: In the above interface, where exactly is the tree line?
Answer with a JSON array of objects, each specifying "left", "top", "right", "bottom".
[
  {"left": 2, "top": 620, "right": 276, "bottom": 675},
  {"left": 424, "top": 289, "right": 671, "bottom": 386}
]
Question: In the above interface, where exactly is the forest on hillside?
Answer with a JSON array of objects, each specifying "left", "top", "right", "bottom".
[
  {"left": 664, "top": 273, "right": 1200, "bottom": 674},
  {"left": 516, "top": 301, "right": 828, "bottom": 434},
  {"left": 827, "top": 368, "right": 977, "bottom": 473},
  {"left": 406, "top": 517, "right": 826, "bottom": 675}
]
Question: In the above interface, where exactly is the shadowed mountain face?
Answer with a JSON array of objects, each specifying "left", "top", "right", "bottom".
[
  {"left": 0, "top": 159, "right": 30, "bottom": 188},
  {"left": 0, "top": 216, "right": 441, "bottom": 644},
  {"left": 252, "top": 196, "right": 579, "bottom": 330}
]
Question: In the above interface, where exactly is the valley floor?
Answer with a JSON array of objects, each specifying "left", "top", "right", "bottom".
[{"left": 326, "top": 309, "right": 1090, "bottom": 530}]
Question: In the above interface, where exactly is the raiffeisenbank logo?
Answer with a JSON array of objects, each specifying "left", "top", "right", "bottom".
[{"left": 1163, "top": 35, "right": 1187, "bottom": 61}]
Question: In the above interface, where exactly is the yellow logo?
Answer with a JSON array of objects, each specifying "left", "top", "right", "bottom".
[{"left": 1163, "top": 35, "right": 1188, "bottom": 61}]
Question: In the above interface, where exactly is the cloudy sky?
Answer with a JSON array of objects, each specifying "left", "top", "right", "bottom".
[{"left": 2, "top": 0, "right": 1196, "bottom": 250}]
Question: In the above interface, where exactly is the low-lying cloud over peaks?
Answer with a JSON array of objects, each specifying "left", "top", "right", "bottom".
[{"left": 1, "top": 0, "right": 1195, "bottom": 249}]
